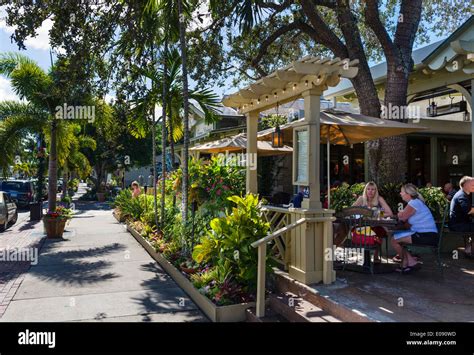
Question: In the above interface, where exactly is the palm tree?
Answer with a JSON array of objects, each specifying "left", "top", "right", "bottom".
[{"left": 0, "top": 53, "right": 92, "bottom": 212}]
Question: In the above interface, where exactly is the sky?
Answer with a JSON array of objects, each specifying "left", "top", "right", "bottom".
[{"left": 0, "top": 4, "right": 448, "bottom": 104}]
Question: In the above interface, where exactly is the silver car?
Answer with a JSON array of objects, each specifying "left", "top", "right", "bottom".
[{"left": 0, "top": 191, "right": 18, "bottom": 232}]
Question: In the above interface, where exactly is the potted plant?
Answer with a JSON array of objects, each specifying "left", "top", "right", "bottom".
[{"left": 43, "top": 205, "right": 73, "bottom": 238}]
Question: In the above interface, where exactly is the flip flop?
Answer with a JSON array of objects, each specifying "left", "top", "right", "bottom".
[
  {"left": 395, "top": 265, "right": 420, "bottom": 274},
  {"left": 392, "top": 255, "right": 402, "bottom": 263}
]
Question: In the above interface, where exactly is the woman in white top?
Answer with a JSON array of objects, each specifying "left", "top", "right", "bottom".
[{"left": 391, "top": 183, "right": 438, "bottom": 273}]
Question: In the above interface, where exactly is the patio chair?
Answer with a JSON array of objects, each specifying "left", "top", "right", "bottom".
[
  {"left": 338, "top": 206, "right": 381, "bottom": 274},
  {"left": 405, "top": 204, "right": 449, "bottom": 274}
]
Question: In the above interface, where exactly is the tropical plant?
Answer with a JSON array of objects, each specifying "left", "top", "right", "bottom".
[{"left": 192, "top": 194, "right": 271, "bottom": 292}]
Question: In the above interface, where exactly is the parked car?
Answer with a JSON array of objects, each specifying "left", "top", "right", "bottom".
[
  {"left": 0, "top": 191, "right": 18, "bottom": 232},
  {"left": 0, "top": 180, "right": 36, "bottom": 208}
]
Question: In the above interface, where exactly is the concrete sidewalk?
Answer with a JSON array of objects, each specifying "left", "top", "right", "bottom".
[{"left": 0, "top": 202, "right": 206, "bottom": 322}]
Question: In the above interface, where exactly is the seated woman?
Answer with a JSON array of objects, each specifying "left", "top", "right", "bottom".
[
  {"left": 352, "top": 182, "right": 393, "bottom": 263},
  {"left": 391, "top": 183, "right": 438, "bottom": 273},
  {"left": 131, "top": 181, "right": 141, "bottom": 198},
  {"left": 353, "top": 181, "right": 393, "bottom": 216}
]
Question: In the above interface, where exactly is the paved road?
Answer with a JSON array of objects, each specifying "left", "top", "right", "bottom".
[{"left": 0, "top": 193, "right": 206, "bottom": 322}]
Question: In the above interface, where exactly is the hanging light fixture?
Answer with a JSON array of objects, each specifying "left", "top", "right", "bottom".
[
  {"left": 426, "top": 96, "right": 437, "bottom": 117},
  {"left": 272, "top": 125, "right": 283, "bottom": 148},
  {"left": 272, "top": 103, "right": 283, "bottom": 148}
]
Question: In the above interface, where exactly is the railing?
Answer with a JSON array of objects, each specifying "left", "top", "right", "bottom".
[
  {"left": 251, "top": 216, "right": 331, "bottom": 318},
  {"left": 261, "top": 205, "right": 292, "bottom": 270}
]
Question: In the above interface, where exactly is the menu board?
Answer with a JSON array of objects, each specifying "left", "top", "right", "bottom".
[{"left": 296, "top": 129, "right": 308, "bottom": 183}]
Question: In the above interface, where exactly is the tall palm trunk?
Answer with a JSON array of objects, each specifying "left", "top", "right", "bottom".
[
  {"left": 169, "top": 111, "right": 176, "bottom": 207},
  {"left": 161, "top": 42, "right": 168, "bottom": 225},
  {"left": 151, "top": 115, "right": 158, "bottom": 227},
  {"left": 48, "top": 119, "right": 58, "bottom": 212},
  {"left": 177, "top": 0, "right": 189, "bottom": 224}
]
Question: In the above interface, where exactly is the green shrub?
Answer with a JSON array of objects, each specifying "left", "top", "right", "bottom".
[
  {"left": 419, "top": 187, "right": 448, "bottom": 222},
  {"left": 192, "top": 194, "right": 271, "bottom": 292},
  {"left": 330, "top": 183, "right": 358, "bottom": 212}
]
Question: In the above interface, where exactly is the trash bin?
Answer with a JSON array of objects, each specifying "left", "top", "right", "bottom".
[{"left": 30, "top": 202, "right": 42, "bottom": 221}]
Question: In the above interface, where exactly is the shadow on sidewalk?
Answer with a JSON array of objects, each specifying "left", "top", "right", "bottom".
[{"left": 28, "top": 243, "right": 126, "bottom": 285}]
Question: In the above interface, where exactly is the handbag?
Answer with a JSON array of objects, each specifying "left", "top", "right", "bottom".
[{"left": 351, "top": 226, "right": 382, "bottom": 246}]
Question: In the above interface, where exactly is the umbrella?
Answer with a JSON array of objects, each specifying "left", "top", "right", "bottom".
[
  {"left": 190, "top": 133, "right": 293, "bottom": 156},
  {"left": 258, "top": 109, "right": 427, "bottom": 207}
]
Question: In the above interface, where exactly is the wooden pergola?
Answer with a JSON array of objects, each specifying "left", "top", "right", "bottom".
[{"left": 223, "top": 56, "right": 359, "bottom": 301}]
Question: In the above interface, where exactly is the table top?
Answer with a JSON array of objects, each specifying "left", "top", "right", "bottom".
[{"left": 335, "top": 216, "right": 407, "bottom": 230}]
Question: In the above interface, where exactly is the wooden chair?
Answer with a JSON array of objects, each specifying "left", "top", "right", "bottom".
[{"left": 405, "top": 204, "right": 449, "bottom": 274}]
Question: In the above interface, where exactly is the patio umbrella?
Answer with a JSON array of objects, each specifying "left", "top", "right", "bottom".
[
  {"left": 190, "top": 133, "right": 293, "bottom": 156},
  {"left": 258, "top": 109, "right": 427, "bottom": 207}
]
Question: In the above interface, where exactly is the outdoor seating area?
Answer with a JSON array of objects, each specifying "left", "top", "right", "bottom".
[{"left": 1, "top": 3, "right": 474, "bottom": 345}]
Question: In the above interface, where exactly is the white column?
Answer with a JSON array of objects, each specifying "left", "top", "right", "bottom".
[
  {"left": 246, "top": 111, "right": 259, "bottom": 194},
  {"left": 302, "top": 89, "right": 322, "bottom": 210}
]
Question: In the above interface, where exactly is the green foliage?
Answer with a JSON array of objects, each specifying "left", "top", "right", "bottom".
[
  {"left": 112, "top": 189, "right": 154, "bottom": 222},
  {"left": 330, "top": 183, "right": 358, "bottom": 212},
  {"left": 419, "top": 187, "right": 449, "bottom": 222},
  {"left": 378, "top": 183, "right": 403, "bottom": 214},
  {"left": 258, "top": 114, "right": 287, "bottom": 131},
  {"left": 192, "top": 194, "right": 270, "bottom": 292}
]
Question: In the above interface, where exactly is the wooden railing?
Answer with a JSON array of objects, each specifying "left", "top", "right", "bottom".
[
  {"left": 261, "top": 205, "right": 292, "bottom": 270},
  {"left": 251, "top": 217, "right": 307, "bottom": 318},
  {"left": 251, "top": 216, "right": 332, "bottom": 318}
]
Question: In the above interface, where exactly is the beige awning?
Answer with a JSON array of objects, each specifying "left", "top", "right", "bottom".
[
  {"left": 258, "top": 109, "right": 427, "bottom": 145},
  {"left": 190, "top": 133, "right": 293, "bottom": 156}
]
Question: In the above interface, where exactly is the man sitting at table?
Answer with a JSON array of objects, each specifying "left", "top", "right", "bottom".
[{"left": 449, "top": 176, "right": 474, "bottom": 256}]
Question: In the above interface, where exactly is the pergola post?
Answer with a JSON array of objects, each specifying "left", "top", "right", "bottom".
[
  {"left": 301, "top": 89, "right": 322, "bottom": 210},
  {"left": 246, "top": 111, "right": 259, "bottom": 194}
]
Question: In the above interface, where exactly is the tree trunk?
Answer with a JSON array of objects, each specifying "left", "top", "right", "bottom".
[
  {"left": 161, "top": 43, "right": 168, "bottom": 226},
  {"left": 178, "top": 0, "right": 189, "bottom": 226},
  {"left": 366, "top": 0, "right": 422, "bottom": 185},
  {"left": 47, "top": 120, "right": 58, "bottom": 212},
  {"left": 151, "top": 120, "right": 158, "bottom": 227}
]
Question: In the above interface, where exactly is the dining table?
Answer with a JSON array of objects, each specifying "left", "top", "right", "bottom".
[{"left": 334, "top": 216, "right": 409, "bottom": 274}]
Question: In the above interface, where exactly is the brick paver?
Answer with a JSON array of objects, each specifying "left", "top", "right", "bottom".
[{"left": 0, "top": 219, "right": 44, "bottom": 318}]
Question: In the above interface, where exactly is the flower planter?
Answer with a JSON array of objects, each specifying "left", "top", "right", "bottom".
[
  {"left": 126, "top": 223, "right": 255, "bottom": 322},
  {"left": 43, "top": 217, "right": 67, "bottom": 238},
  {"left": 97, "top": 192, "right": 106, "bottom": 202},
  {"left": 112, "top": 209, "right": 126, "bottom": 223}
]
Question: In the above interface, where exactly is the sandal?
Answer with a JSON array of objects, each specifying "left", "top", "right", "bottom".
[
  {"left": 395, "top": 265, "right": 420, "bottom": 274},
  {"left": 392, "top": 255, "right": 402, "bottom": 263}
]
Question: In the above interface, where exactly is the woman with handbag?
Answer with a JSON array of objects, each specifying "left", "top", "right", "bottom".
[{"left": 352, "top": 182, "right": 393, "bottom": 263}]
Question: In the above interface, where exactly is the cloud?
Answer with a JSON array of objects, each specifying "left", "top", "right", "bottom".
[
  {"left": 0, "top": 77, "right": 19, "bottom": 101},
  {"left": 0, "top": 6, "right": 53, "bottom": 51}
]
